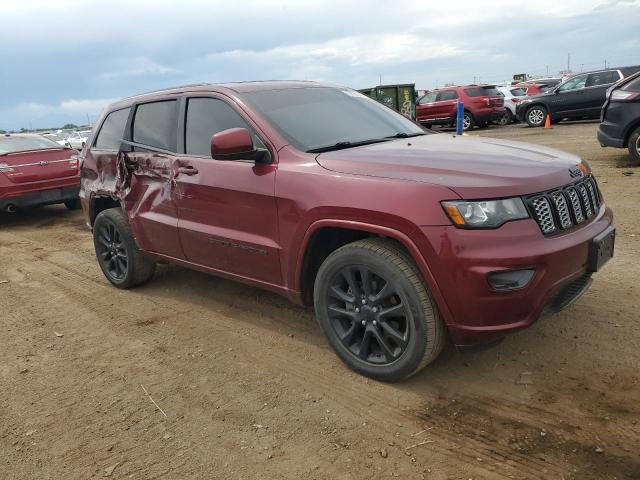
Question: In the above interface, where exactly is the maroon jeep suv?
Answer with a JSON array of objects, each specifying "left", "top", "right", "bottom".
[{"left": 80, "top": 81, "right": 614, "bottom": 381}]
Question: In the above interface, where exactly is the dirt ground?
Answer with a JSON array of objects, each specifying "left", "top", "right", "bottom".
[{"left": 1, "top": 121, "right": 639, "bottom": 480}]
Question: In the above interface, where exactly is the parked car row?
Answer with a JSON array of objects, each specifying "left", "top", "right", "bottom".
[
  {"left": 42, "top": 130, "right": 92, "bottom": 150},
  {"left": 516, "top": 66, "right": 640, "bottom": 127}
]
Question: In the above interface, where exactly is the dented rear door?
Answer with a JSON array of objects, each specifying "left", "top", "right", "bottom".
[{"left": 118, "top": 99, "right": 184, "bottom": 259}]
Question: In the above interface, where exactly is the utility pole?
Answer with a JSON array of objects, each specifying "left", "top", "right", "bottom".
[
  {"left": 379, "top": 74, "right": 382, "bottom": 86},
  {"left": 567, "top": 52, "right": 571, "bottom": 72},
  {"left": 604, "top": 60, "right": 608, "bottom": 69},
  {"left": 546, "top": 65, "right": 549, "bottom": 76},
  {"left": 580, "top": 63, "right": 584, "bottom": 72}
]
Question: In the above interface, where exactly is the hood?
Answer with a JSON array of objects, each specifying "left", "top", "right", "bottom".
[{"left": 315, "top": 133, "right": 584, "bottom": 199}]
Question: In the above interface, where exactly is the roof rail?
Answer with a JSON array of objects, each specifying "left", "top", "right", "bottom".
[{"left": 121, "top": 83, "right": 210, "bottom": 100}]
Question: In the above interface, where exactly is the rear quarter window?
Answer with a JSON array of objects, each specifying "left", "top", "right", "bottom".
[
  {"left": 464, "top": 87, "right": 500, "bottom": 97},
  {"left": 94, "top": 108, "right": 130, "bottom": 150},
  {"left": 132, "top": 100, "right": 177, "bottom": 151},
  {"left": 622, "top": 75, "right": 640, "bottom": 92}
]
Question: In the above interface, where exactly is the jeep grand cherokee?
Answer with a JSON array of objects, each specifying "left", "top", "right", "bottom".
[{"left": 80, "top": 81, "right": 614, "bottom": 381}]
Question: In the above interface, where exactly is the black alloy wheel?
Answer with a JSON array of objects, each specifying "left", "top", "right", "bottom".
[
  {"left": 95, "top": 220, "right": 129, "bottom": 281},
  {"left": 326, "top": 265, "right": 410, "bottom": 365}
]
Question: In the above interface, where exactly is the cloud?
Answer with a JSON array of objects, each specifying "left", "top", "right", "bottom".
[
  {"left": 208, "top": 35, "right": 466, "bottom": 67},
  {"left": 1, "top": 0, "right": 639, "bottom": 129},
  {"left": 98, "top": 57, "right": 180, "bottom": 80}
]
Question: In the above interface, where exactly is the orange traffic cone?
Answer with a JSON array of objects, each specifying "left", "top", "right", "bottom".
[{"left": 544, "top": 114, "right": 551, "bottom": 129}]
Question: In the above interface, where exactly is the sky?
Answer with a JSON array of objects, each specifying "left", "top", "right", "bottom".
[{"left": 1, "top": 0, "right": 639, "bottom": 131}]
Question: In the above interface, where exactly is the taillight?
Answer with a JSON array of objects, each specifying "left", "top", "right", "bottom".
[
  {"left": 611, "top": 90, "right": 639, "bottom": 101},
  {"left": 511, "top": 98, "right": 520, "bottom": 103},
  {"left": 69, "top": 156, "right": 79, "bottom": 169}
]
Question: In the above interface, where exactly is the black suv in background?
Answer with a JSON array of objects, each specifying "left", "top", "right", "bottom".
[
  {"left": 517, "top": 66, "right": 640, "bottom": 127},
  {"left": 598, "top": 71, "right": 640, "bottom": 163}
]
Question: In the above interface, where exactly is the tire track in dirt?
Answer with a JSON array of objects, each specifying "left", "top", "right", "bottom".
[{"left": 4, "top": 232, "right": 590, "bottom": 480}]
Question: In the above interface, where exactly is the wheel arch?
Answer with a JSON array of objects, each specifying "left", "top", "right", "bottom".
[
  {"left": 295, "top": 220, "right": 454, "bottom": 325},
  {"left": 89, "top": 194, "right": 122, "bottom": 228},
  {"left": 623, "top": 118, "right": 640, "bottom": 148}
]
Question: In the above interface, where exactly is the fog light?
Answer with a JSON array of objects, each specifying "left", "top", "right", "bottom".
[{"left": 487, "top": 269, "right": 535, "bottom": 291}]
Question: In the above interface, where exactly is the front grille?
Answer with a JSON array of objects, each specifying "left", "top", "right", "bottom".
[{"left": 527, "top": 176, "right": 601, "bottom": 235}]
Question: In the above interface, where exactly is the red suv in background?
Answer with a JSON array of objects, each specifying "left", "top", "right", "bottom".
[
  {"left": 416, "top": 85, "right": 505, "bottom": 131},
  {"left": 0, "top": 134, "right": 81, "bottom": 213}
]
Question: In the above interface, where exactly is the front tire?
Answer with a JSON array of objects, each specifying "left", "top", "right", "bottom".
[
  {"left": 313, "top": 238, "right": 446, "bottom": 382},
  {"left": 525, "top": 105, "right": 547, "bottom": 127},
  {"left": 93, "top": 208, "right": 156, "bottom": 289},
  {"left": 628, "top": 126, "right": 640, "bottom": 165}
]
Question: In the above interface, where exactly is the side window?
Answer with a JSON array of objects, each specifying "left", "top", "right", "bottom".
[
  {"left": 418, "top": 92, "right": 437, "bottom": 104},
  {"left": 622, "top": 75, "right": 640, "bottom": 92},
  {"left": 586, "top": 71, "right": 621, "bottom": 87},
  {"left": 558, "top": 74, "right": 588, "bottom": 92},
  {"left": 94, "top": 108, "right": 131, "bottom": 150},
  {"left": 436, "top": 91, "right": 459, "bottom": 101},
  {"left": 132, "top": 100, "right": 177, "bottom": 151},
  {"left": 185, "top": 97, "right": 264, "bottom": 156}
]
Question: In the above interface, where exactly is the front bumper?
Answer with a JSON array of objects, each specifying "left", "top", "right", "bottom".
[
  {"left": 0, "top": 186, "right": 80, "bottom": 211},
  {"left": 416, "top": 205, "right": 614, "bottom": 346}
]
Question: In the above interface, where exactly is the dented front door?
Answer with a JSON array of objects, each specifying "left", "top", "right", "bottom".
[{"left": 118, "top": 148, "right": 184, "bottom": 259}]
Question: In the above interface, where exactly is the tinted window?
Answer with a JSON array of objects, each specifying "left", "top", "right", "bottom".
[
  {"left": 510, "top": 88, "right": 527, "bottom": 96},
  {"left": 94, "top": 108, "right": 130, "bottom": 150},
  {"left": 464, "top": 87, "right": 500, "bottom": 97},
  {"left": 437, "top": 91, "right": 458, "bottom": 101},
  {"left": 0, "top": 135, "right": 62, "bottom": 154},
  {"left": 418, "top": 92, "right": 437, "bottom": 104},
  {"left": 241, "top": 87, "right": 424, "bottom": 152},
  {"left": 558, "top": 75, "right": 588, "bottom": 91},
  {"left": 132, "top": 100, "right": 177, "bottom": 151},
  {"left": 622, "top": 74, "right": 640, "bottom": 92},
  {"left": 185, "top": 98, "right": 263, "bottom": 156},
  {"left": 586, "top": 71, "right": 620, "bottom": 87}
]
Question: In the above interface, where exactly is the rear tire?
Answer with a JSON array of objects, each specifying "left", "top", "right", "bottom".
[
  {"left": 313, "top": 238, "right": 446, "bottom": 382},
  {"left": 93, "top": 207, "right": 156, "bottom": 289},
  {"left": 64, "top": 197, "right": 81, "bottom": 210},
  {"left": 462, "top": 111, "right": 475, "bottom": 131},
  {"left": 628, "top": 127, "right": 640, "bottom": 165},
  {"left": 497, "top": 110, "right": 512, "bottom": 126},
  {"left": 525, "top": 105, "right": 547, "bottom": 127}
]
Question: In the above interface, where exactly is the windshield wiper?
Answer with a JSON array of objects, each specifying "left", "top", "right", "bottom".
[
  {"left": 385, "top": 132, "right": 427, "bottom": 139},
  {"left": 307, "top": 138, "right": 391, "bottom": 154}
]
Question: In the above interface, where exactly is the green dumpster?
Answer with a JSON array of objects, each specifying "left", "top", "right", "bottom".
[{"left": 358, "top": 84, "right": 416, "bottom": 120}]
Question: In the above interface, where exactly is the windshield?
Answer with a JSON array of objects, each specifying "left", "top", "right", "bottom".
[
  {"left": 0, "top": 135, "right": 64, "bottom": 154},
  {"left": 240, "top": 87, "right": 425, "bottom": 152}
]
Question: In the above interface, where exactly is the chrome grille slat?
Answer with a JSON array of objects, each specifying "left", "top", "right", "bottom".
[
  {"left": 531, "top": 196, "right": 556, "bottom": 233},
  {"left": 567, "top": 188, "right": 585, "bottom": 223},
  {"left": 551, "top": 192, "right": 572, "bottom": 229},
  {"left": 528, "top": 176, "right": 600, "bottom": 235},
  {"left": 578, "top": 184, "right": 593, "bottom": 218},
  {"left": 586, "top": 180, "right": 599, "bottom": 210}
]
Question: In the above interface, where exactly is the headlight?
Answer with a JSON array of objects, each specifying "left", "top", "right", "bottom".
[{"left": 442, "top": 198, "right": 529, "bottom": 228}]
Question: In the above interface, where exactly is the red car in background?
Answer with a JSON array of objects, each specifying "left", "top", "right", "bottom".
[
  {"left": 0, "top": 134, "right": 81, "bottom": 213},
  {"left": 416, "top": 85, "right": 505, "bottom": 131}
]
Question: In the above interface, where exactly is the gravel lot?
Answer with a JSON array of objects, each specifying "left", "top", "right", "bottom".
[{"left": 1, "top": 121, "right": 639, "bottom": 480}]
